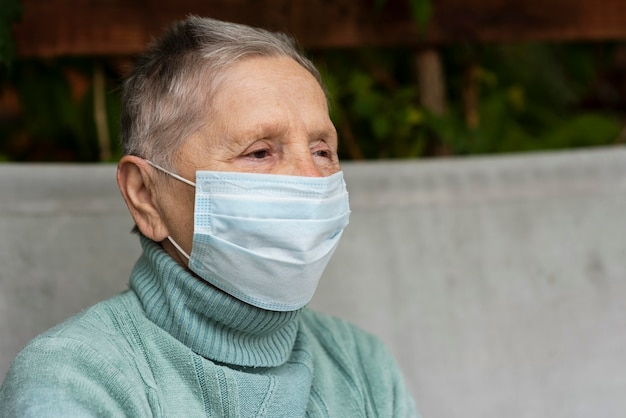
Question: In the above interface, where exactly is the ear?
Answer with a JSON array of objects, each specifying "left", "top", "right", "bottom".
[{"left": 117, "top": 155, "right": 169, "bottom": 241}]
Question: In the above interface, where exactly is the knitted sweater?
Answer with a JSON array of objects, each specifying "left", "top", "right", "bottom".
[{"left": 0, "top": 236, "right": 419, "bottom": 417}]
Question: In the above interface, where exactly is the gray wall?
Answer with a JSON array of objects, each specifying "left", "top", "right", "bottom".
[{"left": 2, "top": 147, "right": 626, "bottom": 417}]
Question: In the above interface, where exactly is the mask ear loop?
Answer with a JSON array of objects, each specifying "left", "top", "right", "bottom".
[
  {"left": 144, "top": 159, "right": 195, "bottom": 262},
  {"left": 144, "top": 159, "right": 196, "bottom": 187},
  {"left": 166, "top": 236, "right": 191, "bottom": 261}
]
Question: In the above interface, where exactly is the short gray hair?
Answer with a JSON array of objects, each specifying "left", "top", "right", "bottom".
[{"left": 120, "top": 16, "right": 325, "bottom": 170}]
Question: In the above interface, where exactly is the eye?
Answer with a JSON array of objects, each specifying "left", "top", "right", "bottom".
[
  {"left": 247, "top": 149, "right": 270, "bottom": 159},
  {"left": 313, "top": 149, "right": 331, "bottom": 158}
]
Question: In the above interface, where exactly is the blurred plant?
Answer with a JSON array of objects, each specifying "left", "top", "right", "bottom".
[
  {"left": 0, "top": 58, "right": 121, "bottom": 161},
  {"left": 0, "top": 0, "right": 22, "bottom": 72},
  {"left": 439, "top": 43, "right": 622, "bottom": 155},
  {"left": 0, "top": 40, "right": 623, "bottom": 162},
  {"left": 319, "top": 49, "right": 430, "bottom": 159},
  {"left": 316, "top": 42, "right": 623, "bottom": 160}
]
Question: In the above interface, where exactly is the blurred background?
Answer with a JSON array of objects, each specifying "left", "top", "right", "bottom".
[{"left": 1, "top": 0, "right": 625, "bottom": 163}]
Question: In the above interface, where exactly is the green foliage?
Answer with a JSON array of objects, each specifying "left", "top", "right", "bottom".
[
  {"left": 453, "top": 43, "right": 622, "bottom": 154},
  {"left": 316, "top": 42, "right": 622, "bottom": 160},
  {"left": 0, "top": 41, "right": 622, "bottom": 162},
  {"left": 0, "top": 0, "right": 22, "bottom": 71},
  {"left": 319, "top": 49, "right": 428, "bottom": 159},
  {"left": 0, "top": 59, "right": 121, "bottom": 161}
]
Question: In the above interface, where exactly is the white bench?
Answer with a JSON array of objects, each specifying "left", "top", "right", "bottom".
[{"left": 2, "top": 147, "right": 625, "bottom": 418}]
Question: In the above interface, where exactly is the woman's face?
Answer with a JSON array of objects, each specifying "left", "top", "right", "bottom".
[{"left": 156, "top": 55, "right": 340, "bottom": 264}]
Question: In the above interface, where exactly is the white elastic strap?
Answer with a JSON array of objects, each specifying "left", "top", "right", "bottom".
[
  {"left": 167, "top": 236, "right": 191, "bottom": 261},
  {"left": 145, "top": 160, "right": 196, "bottom": 188}
]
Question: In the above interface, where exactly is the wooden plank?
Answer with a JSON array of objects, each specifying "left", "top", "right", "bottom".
[
  {"left": 12, "top": 0, "right": 626, "bottom": 58},
  {"left": 430, "top": 0, "right": 626, "bottom": 42}
]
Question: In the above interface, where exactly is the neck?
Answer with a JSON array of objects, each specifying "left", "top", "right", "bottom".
[{"left": 129, "top": 234, "right": 303, "bottom": 367}]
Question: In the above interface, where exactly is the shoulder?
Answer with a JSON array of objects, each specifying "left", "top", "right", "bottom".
[
  {"left": 26, "top": 291, "right": 142, "bottom": 364},
  {"left": 0, "top": 292, "right": 153, "bottom": 417}
]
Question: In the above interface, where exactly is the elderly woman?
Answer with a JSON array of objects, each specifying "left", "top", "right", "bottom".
[{"left": 0, "top": 16, "right": 418, "bottom": 417}]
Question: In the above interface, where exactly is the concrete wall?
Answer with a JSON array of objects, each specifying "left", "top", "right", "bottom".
[{"left": 2, "top": 147, "right": 626, "bottom": 417}]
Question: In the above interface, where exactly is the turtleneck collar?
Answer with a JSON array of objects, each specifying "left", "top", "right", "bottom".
[{"left": 129, "top": 235, "right": 303, "bottom": 368}]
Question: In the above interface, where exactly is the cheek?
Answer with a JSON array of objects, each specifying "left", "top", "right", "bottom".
[
  {"left": 182, "top": 189, "right": 197, "bottom": 233},
  {"left": 162, "top": 186, "right": 196, "bottom": 244},
  {"left": 314, "top": 158, "right": 341, "bottom": 177}
]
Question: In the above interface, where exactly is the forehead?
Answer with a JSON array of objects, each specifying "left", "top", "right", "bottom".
[
  {"left": 205, "top": 56, "right": 332, "bottom": 135},
  {"left": 211, "top": 56, "right": 326, "bottom": 108},
  {"left": 172, "top": 56, "right": 338, "bottom": 176}
]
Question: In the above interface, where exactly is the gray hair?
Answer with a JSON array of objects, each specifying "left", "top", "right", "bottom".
[{"left": 120, "top": 15, "right": 325, "bottom": 170}]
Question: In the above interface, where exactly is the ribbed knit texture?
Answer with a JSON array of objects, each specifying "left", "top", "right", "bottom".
[
  {"left": 131, "top": 235, "right": 301, "bottom": 367},
  {"left": 0, "top": 236, "right": 419, "bottom": 417}
]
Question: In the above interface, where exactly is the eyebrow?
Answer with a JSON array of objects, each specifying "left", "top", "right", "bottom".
[
  {"left": 233, "top": 121, "right": 337, "bottom": 143},
  {"left": 308, "top": 126, "right": 338, "bottom": 142}
]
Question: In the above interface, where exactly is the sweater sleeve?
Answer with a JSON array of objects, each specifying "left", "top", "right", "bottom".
[{"left": 0, "top": 335, "right": 153, "bottom": 417}]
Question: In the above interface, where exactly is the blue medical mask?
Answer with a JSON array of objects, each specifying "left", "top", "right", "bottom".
[{"left": 146, "top": 161, "right": 350, "bottom": 311}]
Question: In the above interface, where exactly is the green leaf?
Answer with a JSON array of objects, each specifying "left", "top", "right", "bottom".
[
  {"left": 542, "top": 113, "right": 621, "bottom": 149},
  {"left": 372, "top": 116, "right": 390, "bottom": 139}
]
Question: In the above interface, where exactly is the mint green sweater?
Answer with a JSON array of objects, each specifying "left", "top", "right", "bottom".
[{"left": 0, "top": 236, "right": 418, "bottom": 417}]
